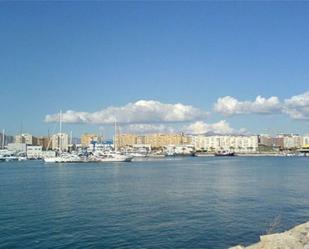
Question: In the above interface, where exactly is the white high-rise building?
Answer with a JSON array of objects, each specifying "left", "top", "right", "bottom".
[
  {"left": 280, "top": 134, "right": 302, "bottom": 149},
  {"left": 302, "top": 135, "right": 309, "bottom": 147},
  {"left": 51, "top": 133, "right": 69, "bottom": 151},
  {"left": 192, "top": 135, "right": 259, "bottom": 153}
]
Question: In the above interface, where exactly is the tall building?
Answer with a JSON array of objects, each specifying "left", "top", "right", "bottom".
[
  {"left": 81, "top": 133, "right": 98, "bottom": 147},
  {"left": 259, "top": 135, "right": 284, "bottom": 148},
  {"left": 37, "top": 136, "right": 52, "bottom": 150},
  {"left": 259, "top": 135, "right": 275, "bottom": 147},
  {"left": 15, "top": 133, "right": 37, "bottom": 145},
  {"left": 278, "top": 134, "right": 302, "bottom": 149},
  {"left": 136, "top": 136, "right": 146, "bottom": 145},
  {"left": 114, "top": 133, "right": 191, "bottom": 149},
  {"left": 273, "top": 136, "right": 284, "bottom": 149},
  {"left": 192, "top": 135, "right": 259, "bottom": 153},
  {"left": 115, "top": 134, "right": 138, "bottom": 148},
  {"left": 144, "top": 133, "right": 190, "bottom": 149},
  {"left": 51, "top": 133, "right": 69, "bottom": 151},
  {"left": 302, "top": 135, "right": 309, "bottom": 147}
]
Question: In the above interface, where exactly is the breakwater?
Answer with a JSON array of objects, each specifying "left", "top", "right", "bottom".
[{"left": 230, "top": 221, "right": 309, "bottom": 249}]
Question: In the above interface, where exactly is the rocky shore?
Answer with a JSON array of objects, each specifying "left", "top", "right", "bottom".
[{"left": 230, "top": 221, "right": 309, "bottom": 249}]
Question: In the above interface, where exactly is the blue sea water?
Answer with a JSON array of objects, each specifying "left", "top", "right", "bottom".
[{"left": 1, "top": 157, "right": 309, "bottom": 249}]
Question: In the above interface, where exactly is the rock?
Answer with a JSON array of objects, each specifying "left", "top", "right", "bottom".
[{"left": 230, "top": 221, "right": 309, "bottom": 249}]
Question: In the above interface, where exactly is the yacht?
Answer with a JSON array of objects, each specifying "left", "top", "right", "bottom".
[
  {"left": 90, "top": 121, "right": 133, "bottom": 162},
  {"left": 128, "top": 152, "right": 147, "bottom": 158},
  {"left": 90, "top": 151, "right": 133, "bottom": 162},
  {"left": 44, "top": 153, "right": 83, "bottom": 163}
]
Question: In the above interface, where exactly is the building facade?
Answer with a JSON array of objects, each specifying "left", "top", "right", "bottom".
[
  {"left": 51, "top": 133, "right": 69, "bottom": 151},
  {"left": 302, "top": 135, "right": 309, "bottom": 147},
  {"left": 37, "top": 136, "right": 52, "bottom": 150},
  {"left": 278, "top": 134, "right": 302, "bottom": 149},
  {"left": 15, "top": 133, "right": 37, "bottom": 145},
  {"left": 81, "top": 133, "right": 98, "bottom": 147},
  {"left": 259, "top": 135, "right": 284, "bottom": 148},
  {"left": 144, "top": 133, "right": 191, "bottom": 149},
  {"left": 192, "top": 135, "right": 259, "bottom": 153},
  {"left": 114, "top": 134, "right": 137, "bottom": 148},
  {"left": 114, "top": 133, "right": 191, "bottom": 149},
  {"left": 7, "top": 143, "right": 27, "bottom": 154},
  {"left": 27, "top": 146, "right": 43, "bottom": 159}
]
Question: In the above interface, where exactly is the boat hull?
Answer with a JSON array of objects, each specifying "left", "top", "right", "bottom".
[{"left": 214, "top": 152, "right": 235, "bottom": 157}]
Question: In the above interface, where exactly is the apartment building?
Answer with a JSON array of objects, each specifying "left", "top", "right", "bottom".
[
  {"left": 192, "top": 135, "right": 259, "bottom": 153},
  {"left": 51, "top": 133, "right": 69, "bottom": 151}
]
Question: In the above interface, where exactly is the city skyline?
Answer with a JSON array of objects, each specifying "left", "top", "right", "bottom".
[{"left": 1, "top": 2, "right": 309, "bottom": 136}]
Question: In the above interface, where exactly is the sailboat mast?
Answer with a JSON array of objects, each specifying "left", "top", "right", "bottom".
[
  {"left": 114, "top": 120, "right": 117, "bottom": 151},
  {"left": 2, "top": 129, "right": 5, "bottom": 149},
  {"left": 59, "top": 110, "right": 62, "bottom": 134},
  {"left": 70, "top": 131, "right": 73, "bottom": 145},
  {"left": 59, "top": 110, "right": 62, "bottom": 152}
]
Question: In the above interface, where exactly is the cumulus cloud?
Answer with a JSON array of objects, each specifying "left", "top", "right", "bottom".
[
  {"left": 213, "top": 92, "right": 309, "bottom": 121},
  {"left": 214, "top": 96, "right": 281, "bottom": 116},
  {"left": 121, "top": 120, "right": 245, "bottom": 135},
  {"left": 121, "top": 124, "right": 175, "bottom": 134},
  {"left": 45, "top": 100, "right": 208, "bottom": 124},
  {"left": 183, "top": 120, "right": 241, "bottom": 135},
  {"left": 283, "top": 92, "right": 309, "bottom": 120}
]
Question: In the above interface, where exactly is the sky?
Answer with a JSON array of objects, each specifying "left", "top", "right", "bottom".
[{"left": 0, "top": 2, "right": 309, "bottom": 138}]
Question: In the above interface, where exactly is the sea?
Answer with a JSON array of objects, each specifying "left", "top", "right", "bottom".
[{"left": 1, "top": 156, "right": 309, "bottom": 249}]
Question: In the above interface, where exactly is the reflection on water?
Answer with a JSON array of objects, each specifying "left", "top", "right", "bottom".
[{"left": 1, "top": 157, "right": 309, "bottom": 249}]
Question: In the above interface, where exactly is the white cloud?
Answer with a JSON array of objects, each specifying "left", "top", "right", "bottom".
[
  {"left": 214, "top": 96, "right": 281, "bottom": 116},
  {"left": 121, "top": 124, "right": 175, "bottom": 134},
  {"left": 45, "top": 100, "right": 208, "bottom": 125},
  {"left": 183, "top": 120, "right": 240, "bottom": 135},
  {"left": 213, "top": 92, "right": 309, "bottom": 121},
  {"left": 120, "top": 120, "right": 245, "bottom": 135},
  {"left": 98, "top": 120, "right": 244, "bottom": 136},
  {"left": 283, "top": 91, "right": 309, "bottom": 120}
]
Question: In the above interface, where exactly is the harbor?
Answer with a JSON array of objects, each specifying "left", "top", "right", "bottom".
[
  {"left": 1, "top": 115, "right": 309, "bottom": 163},
  {"left": 1, "top": 2, "right": 309, "bottom": 248}
]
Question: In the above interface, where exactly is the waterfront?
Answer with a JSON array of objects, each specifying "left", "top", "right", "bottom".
[{"left": 1, "top": 157, "right": 309, "bottom": 249}]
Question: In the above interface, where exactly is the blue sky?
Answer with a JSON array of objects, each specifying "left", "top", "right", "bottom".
[{"left": 1, "top": 2, "right": 309, "bottom": 137}]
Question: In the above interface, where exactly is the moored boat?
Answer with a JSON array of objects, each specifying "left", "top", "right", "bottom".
[
  {"left": 214, "top": 151, "right": 235, "bottom": 157},
  {"left": 90, "top": 152, "right": 133, "bottom": 162},
  {"left": 44, "top": 153, "right": 83, "bottom": 163}
]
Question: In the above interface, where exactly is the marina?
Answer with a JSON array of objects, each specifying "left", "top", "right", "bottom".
[{"left": 1, "top": 2, "right": 309, "bottom": 249}]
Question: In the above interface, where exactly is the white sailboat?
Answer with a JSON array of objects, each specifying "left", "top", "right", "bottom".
[
  {"left": 0, "top": 130, "right": 25, "bottom": 162},
  {"left": 44, "top": 110, "right": 82, "bottom": 163},
  {"left": 0, "top": 129, "right": 6, "bottom": 161},
  {"left": 91, "top": 121, "right": 133, "bottom": 163}
]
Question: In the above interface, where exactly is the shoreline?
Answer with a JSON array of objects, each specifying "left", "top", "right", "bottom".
[{"left": 230, "top": 221, "right": 309, "bottom": 249}]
